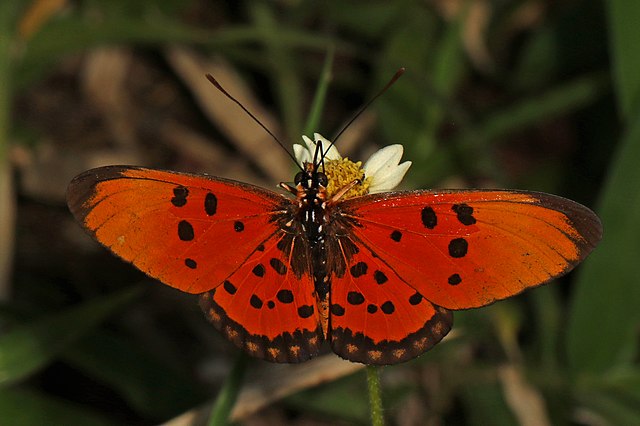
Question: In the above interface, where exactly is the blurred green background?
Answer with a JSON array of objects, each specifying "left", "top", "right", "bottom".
[{"left": 1, "top": 0, "right": 639, "bottom": 425}]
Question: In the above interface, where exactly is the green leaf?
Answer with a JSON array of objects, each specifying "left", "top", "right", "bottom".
[
  {"left": 285, "top": 372, "right": 370, "bottom": 424},
  {"left": 576, "top": 387, "right": 640, "bottom": 426},
  {"left": 62, "top": 331, "right": 206, "bottom": 419},
  {"left": 461, "top": 379, "right": 517, "bottom": 426},
  {"left": 456, "top": 72, "right": 609, "bottom": 179},
  {"left": 608, "top": 0, "right": 640, "bottom": 118},
  {"left": 567, "top": 110, "right": 640, "bottom": 375},
  {"left": 0, "top": 287, "right": 140, "bottom": 386},
  {"left": 0, "top": 387, "right": 118, "bottom": 426}
]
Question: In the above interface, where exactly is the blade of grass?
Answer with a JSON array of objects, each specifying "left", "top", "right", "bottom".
[
  {"left": 18, "top": 16, "right": 350, "bottom": 90},
  {"left": 607, "top": 0, "right": 640, "bottom": 119},
  {"left": 567, "top": 110, "right": 640, "bottom": 375},
  {"left": 0, "top": 287, "right": 141, "bottom": 386},
  {"left": 249, "top": 2, "right": 304, "bottom": 142},
  {"left": 303, "top": 45, "right": 335, "bottom": 137},
  {"left": 207, "top": 353, "right": 249, "bottom": 426}
]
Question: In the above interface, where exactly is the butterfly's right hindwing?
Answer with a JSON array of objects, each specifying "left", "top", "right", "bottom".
[{"left": 199, "top": 231, "right": 323, "bottom": 363}]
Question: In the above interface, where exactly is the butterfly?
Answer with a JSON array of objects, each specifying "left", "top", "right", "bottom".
[{"left": 67, "top": 73, "right": 602, "bottom": 365}]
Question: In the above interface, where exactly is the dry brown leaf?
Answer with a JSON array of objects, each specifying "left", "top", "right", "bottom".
[
  {"left": 81, "top": 48, "right": 138, "bottom": 150},
  {"left": 165, "top": 47, "right": 291, "bottom": 182},
  {"left": 160, "top": 120, "right": 265, "bottom": 186},
  {"left": 162, "top": 355, "right": 363, "bottom": 426},
  {"left": 18, "top": 0, "right": 68, "bottom": 40},
  {"left": 0, "top": 164, "right": 16, "bottom": 300},
  {"left": 499, "top": 364, "right": 550, "bottom": 426},
  {"left": 231, "top": 355, "right": 363, "bottom": 421}
]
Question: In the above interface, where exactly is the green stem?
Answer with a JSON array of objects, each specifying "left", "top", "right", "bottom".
[
  {"left": 208, "top": 353, "right": 249, "bottom": 426},
  {"left": 303, "top": 44, "right": 335, "bottom": 137},
  {"left": 366, "top": 365, "right": 384, "bottom": 426}
]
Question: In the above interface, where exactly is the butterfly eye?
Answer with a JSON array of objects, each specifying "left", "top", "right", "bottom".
[
  {"left": 317, "top": 172, "right": 328, "bottom": 187},
  {"left": 294, "top": 172, "right": 304, "bottom": 185}
]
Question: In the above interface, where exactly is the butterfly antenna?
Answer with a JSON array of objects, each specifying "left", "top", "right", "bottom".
[
  {"left": 205, "top": 74, "right": 302, "bottom": 171},
  {"left": 321, "top": 67, "right": 406, "bottom": 163},
  {"left": 311, "top": 139, "right": 326, "bottom": 172}
]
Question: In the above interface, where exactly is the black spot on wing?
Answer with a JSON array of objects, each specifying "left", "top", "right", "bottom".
[
  {"left": 178, "top": 220, "right": 194, "bottom": 241},
  {"left": 373, "top": 270, "right": 388, "bottom": 285},
  {"left": 171, "top": 186, "right": 188, "bottom": 207},
  {"left": 448, "top": 273, "right": 462, "bottom": 285},
  {"left": 380, "top": 301, "right": 395, "bottom": 314},
  {"left": 421, "top": 206, "right": 437, "bottom": 229},
  {"left": 252, "top": 264, "right": 266, "bottom": 277},
  {"left": 452, "top": 203, "right": 476, "bottom": 225},
  {"left": 409, "top": 292, "right": 422, "bottom": 305},
  {"left": 347, "top": 291, "right": 365, "bottom": 305},
  {"left": 270, "top": 258, "right": 287, "bottom": 275},
  {"left": 448, "top": 238, "right": 468, "bottom": 258},
  {"left": 350, "top": 262, "right": 368, "bottom": 278},
  {"left": 223, "top": 280, "right": 237, "bottom": 295},
  {"left": 298, "top": 305, "right": 314, "bottom": 318},
  {"left": 250, "top": 294, "right": 263, "bottom": 309},
  {"left": 276, "top": 289, "right": 294, "bottom": 303},
  {"left": 204, "top": 192, "right": 217, "bottom": 216},
  {"left": 331, "top": 304, "right": 345, "bottom": 316}
]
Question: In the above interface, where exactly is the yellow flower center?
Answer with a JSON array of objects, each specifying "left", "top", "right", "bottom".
[{"left": 323, "top": 158, "right": 371, "bottom": 199}]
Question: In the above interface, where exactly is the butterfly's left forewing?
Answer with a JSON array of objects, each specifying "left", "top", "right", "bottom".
[{"left": 339, "top": 190, "right": 602, "bottom": 310}]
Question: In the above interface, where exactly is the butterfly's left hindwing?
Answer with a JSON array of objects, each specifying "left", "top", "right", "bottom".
[
  {"left": 328, "top": 247, "right": 452, "bottom": 364},
  {"left": 67, "top": 166, "right": 287, "bottom": 294}
]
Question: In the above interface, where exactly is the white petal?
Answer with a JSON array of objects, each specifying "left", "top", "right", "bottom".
[
  {"left": 363, "top": 144, "right": 404, "bottom": 176},
  {"left": 313, "top": 133, "right": 342, "bottom": 160},
  {"left": 368, "top": 160, "right": 412, "bottom": 193},
  {"left": 293, "top": 144, "right": 311, "bottom": 166},
  {"left": 363, "top": 144, "right": 411, "bottom": 191},
  {"left": 302, "top": 135, "right": 315, "bottom": 153}
]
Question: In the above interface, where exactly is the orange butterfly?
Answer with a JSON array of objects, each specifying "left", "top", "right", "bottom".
[{"left": 67, "top": 77, "right": 602, "bottom": 365}]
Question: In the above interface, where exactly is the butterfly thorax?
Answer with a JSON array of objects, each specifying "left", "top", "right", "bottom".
[{"left": 293, "top": 164, "right": 332, "bottom": 334}]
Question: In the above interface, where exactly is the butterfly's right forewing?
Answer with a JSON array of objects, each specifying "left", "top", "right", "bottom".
[{"left": 67, "top": 166, "right": 287, "bottom": 294}]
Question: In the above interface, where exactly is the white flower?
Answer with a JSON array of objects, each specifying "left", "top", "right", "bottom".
[
  {"left": 293, "top": 133, "right": 341, "bottom": 165},
  {"left": 293, "top": 133, "right": 412, "bottom": 196}
]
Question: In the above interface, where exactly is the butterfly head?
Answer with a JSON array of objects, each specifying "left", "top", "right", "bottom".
[
  {"left": 293, "top": 133, "right": 412, "bottom": 200},
  {"left": 294, "top": 162, "right": 328, "bottom": 191}
]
